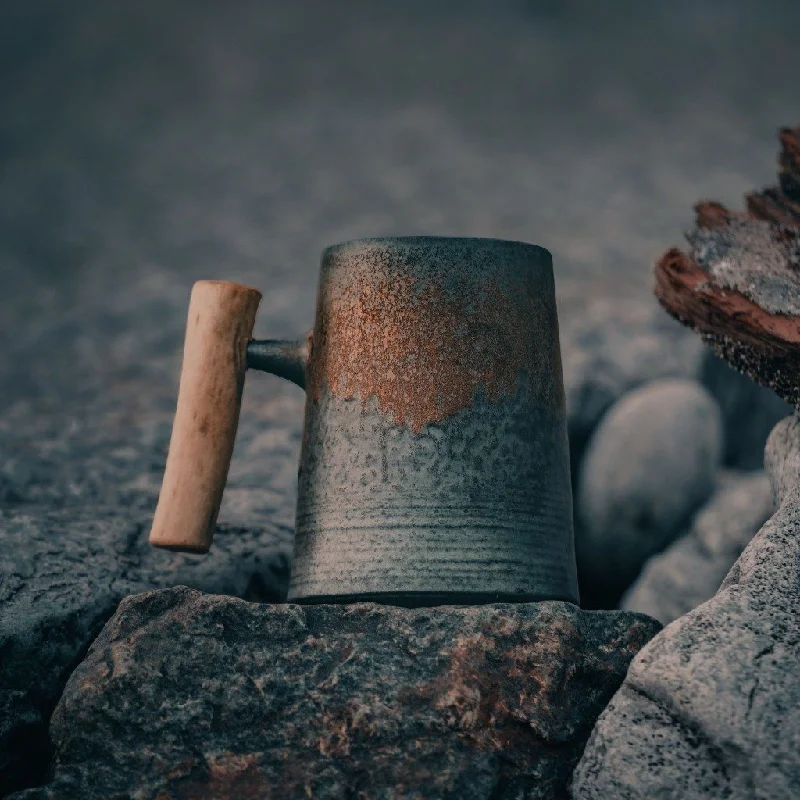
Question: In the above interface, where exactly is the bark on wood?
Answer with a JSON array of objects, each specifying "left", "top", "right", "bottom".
[
  {"left": 149, "top": 280, "right": 262, "bottom": 552},
  {"left": 654, "top": 126, "right": 800, "bottom": 407}
]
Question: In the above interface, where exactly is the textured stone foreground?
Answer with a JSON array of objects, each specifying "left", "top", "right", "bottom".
[
  {"left": 571, "top": 413, "right": 800, "bottom": 799},
  {"left": 9, "top": 591, "right": 659, "bottom": 800}
]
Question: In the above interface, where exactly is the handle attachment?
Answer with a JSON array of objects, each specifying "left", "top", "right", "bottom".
[
  {"left": 247, "top": 335, "right": 311, "bottom": 389},
  {"left": 149, "top": 280, "right": 308, "bottom": 554}
]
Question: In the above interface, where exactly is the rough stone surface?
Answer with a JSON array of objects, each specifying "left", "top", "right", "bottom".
[
  {"left": 8, "top": 587, "right": 660, "bottom": 800},
  {"left": 0, "top": 405, "right": 298, "bottom": 795},
  {"left": 571, "top": 412, "right": 800, "bottom": 800},
  {"left": 576, "top": 378, "right": 724, "bottom": 605},
  {"left": 620, "top": 469, "right": 775, "bottom": 624},
  {"left": 0, "top": 504, "right": 292, "bottom": 797}
]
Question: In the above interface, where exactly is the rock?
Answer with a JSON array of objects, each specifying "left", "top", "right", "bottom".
[
  {"left": 8, "top": 588, "right": 660, "bottom": 800},
  {"left": 559, "top": 296, "right": 705, "bottom": 474},
  {"left": 571, "top": 412, "right": 800, "bottom": 800},
  {"left": 763, "top": 410, "right": 800, "bottom": 503},
  {"left": 700, "top": 354, "right": 791, "bottom": 470},
  {"left": 0, "top": 499, "right": 292, "bottom": 797},
  {"left": 576, "top": 378, "right": 723, "bottom": 606},
  {"left": 0, "top": 292, "right": 306, "bottom": 797},
  {"left": 620, "top": 470, "right": 775, "bottom": 624},
  {"left": 559, "top": 295, "right": 788, "bottom": 477}
]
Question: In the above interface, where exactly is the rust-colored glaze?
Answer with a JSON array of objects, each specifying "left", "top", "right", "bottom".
[
  {"left": 306, "top": 270, "right": 557, "bottom": 433},
  {"left": 654, "top": 247, "right": 800, "bottom": 352}
]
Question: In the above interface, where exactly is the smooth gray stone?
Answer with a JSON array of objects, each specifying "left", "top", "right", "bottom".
[
  {"left": 571, "top": 413, "right": 800, "bottom": 800},
  {"left": 559, "top": 296, "right": 788, "bottom": 477},
  {"left": 8, "top": 587, "right": 659, "bottom": 800},
  {"left": 620, "top": 470, "right": 775, "bottom": 625},
  {"left": 576, "top": 378, "right": 723, "bottom": 605},
  {"left": 559, "top": 297, "right": 705, "bottom": 470}
]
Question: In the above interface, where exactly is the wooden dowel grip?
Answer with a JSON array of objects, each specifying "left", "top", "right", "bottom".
[{"left": 149, "top": 280, "right": 262, "bottom": 552}]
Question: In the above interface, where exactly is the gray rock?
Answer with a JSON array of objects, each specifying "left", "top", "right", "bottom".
[
  {"left": 559, "top": 296, "right": 705, "bottom": 471},
  {"left": 570, "top": 412, "right": 800, "bottom": 800},
  {"left": 0, "top": 281, "right": 307, "bottom": 796},
  {"left": 9, "top": 587, "right": 660, "bottom": 800},
  {"left": 559, "top": 296, "right": 787, "bottom": 611},
  {"left": 0, "top": 498, "right": 292, "bottom": 796},
  {"left": 576, "top": 378, "right": 723, "bottom": 605},
  {"left": 700, "top": 353, "right": 791, "bottom": 470},
  {"left": 763, "top": 409, "right": 800, "bottom": 503},
  {"left": 559, "top": 295, "right": 788, "bottom": 479},
  {"left": 620, "top": 470, "right": 775, "bottom": 624}
]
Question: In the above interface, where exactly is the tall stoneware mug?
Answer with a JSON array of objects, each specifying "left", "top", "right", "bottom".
[{"left": 149, "top": 236, "right": 579, "bottom": 607}]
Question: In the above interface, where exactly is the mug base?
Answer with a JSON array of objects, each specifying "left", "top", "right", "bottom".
[{"left": 287, "top": 590, "right": 580, "bottom": 608}]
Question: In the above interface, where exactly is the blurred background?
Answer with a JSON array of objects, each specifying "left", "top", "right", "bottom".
[
  {"left": 0, "top": 0, "right": 798, "bottom": 575},
  {"left": 1, "top": 0, "right": 798, "bottom": 399}
]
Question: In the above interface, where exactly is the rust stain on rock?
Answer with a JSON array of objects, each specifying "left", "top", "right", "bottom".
[
  {"left": 164, "top": 752, "right": 270, "bottom": 800},
  {"left": 306, "top": 269, "right": 559, "bottom": 433}
]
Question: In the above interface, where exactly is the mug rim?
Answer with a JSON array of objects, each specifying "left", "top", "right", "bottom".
[{"left": 322, "top": 235, "right": 551, "bottom": 261}]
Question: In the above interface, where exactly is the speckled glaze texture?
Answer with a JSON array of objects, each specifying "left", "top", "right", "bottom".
[{"left": 288, "top": 237, "right": 578, "bottom": 606}]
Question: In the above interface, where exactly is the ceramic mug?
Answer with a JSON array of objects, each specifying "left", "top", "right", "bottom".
[{"left": 150, "top": 236, "right": 579, "bottom": 607}]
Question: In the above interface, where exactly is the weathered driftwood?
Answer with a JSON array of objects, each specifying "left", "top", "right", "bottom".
[{"left": 654, "top": 127, "right": 800, "bottom": 407}]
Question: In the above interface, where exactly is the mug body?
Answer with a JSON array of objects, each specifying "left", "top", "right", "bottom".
[{"left": 288, "top": 236, "right": 578, "bottom": 606}]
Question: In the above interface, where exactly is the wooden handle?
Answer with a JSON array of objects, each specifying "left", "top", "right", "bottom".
[{"left": 149, "top": 280, "right": 262, "bottom": 552}]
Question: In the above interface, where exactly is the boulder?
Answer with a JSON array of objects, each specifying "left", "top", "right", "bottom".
[
  {"left": 621, "top": 470, "right": 775, "bottom": 624},
  {"left": 9, "top": 588, "right": 660, "bottom": 800},
  {"left": 0, "top": 395, "right": 299, "bottom": 795},
  {"left": 0, "top": 503, "right": 291, "bottom": 797},
  {"left": 571, "top": 412, "right": 800, "bottom": 800},
  {"left": 576, "top": 378, "right": 723, "bottom": 606}
]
